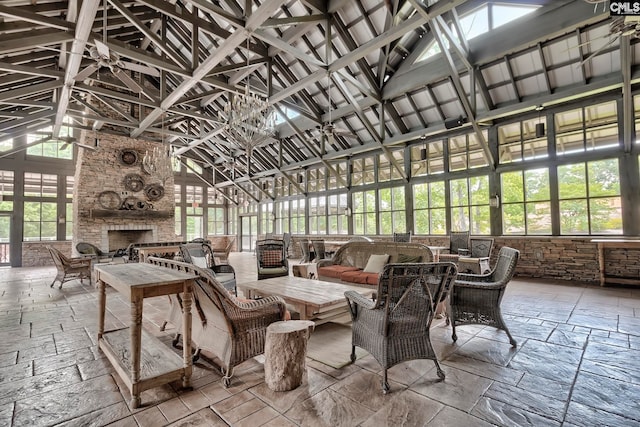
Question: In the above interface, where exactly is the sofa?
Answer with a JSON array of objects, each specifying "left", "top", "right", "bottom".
[{"left": 316, "top": 241, "right": 434, "bottom": 285}]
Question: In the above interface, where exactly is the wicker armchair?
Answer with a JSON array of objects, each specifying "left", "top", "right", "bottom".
[
  {"left": 256, "top": 239, "right": 289, "bottom": 280},
  {"left": 46, "top": 246, "right": 92, "bottom": 289},
  {"left": 311, "top": 239, "right": 330, "bottom": 261},
  {"left": 449, "top": 246, "right": 520, "bottom": 347},
  {"left": 345, "top": 262, "right": 458, "bottom": 394},
  {"left": 147, "top": 257, "right": 287, "bottom": 388},
  {"left": 392, "top": 232, "right": 412, "bottom": 242},
  {"left": 299, "top": 239, "right": 311, "bottom": 263},
  {"left": 439, "top": 230, "right": 470, "bottom": 262},
  {"left": 212, "top": 237, "right": 235, "bottom": 264},
  {"left": 75, "top": 242, "right": 115, "bottom": 261},
  {"left": 179, "top": 242, "right": 236, "bottom": 295}
]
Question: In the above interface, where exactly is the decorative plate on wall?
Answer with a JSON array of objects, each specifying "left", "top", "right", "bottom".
[
  {"left": 118, "top": 149, "right": 139, "bottom": 166},
  {"left": 123, "top": 173, "right": 145, "bottom": 192},
  {"left": 144, "top": 183, "right": 165, "bottom": 201},
  {"left": 97, "top": 191, "right": 121, "bottom": 210}
]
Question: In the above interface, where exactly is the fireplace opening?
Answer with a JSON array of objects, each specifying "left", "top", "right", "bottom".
[{"left": 108, "top": 230, "right": 154, "bottom": 252}]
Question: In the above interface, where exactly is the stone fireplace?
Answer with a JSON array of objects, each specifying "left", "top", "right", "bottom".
[{"left": 72, "top": 133, "right": 177, "bottom": 255}]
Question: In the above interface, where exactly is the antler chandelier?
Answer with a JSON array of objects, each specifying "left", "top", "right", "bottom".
[{"left": 220, "top": 37, "right": 275, "bottom": 167}]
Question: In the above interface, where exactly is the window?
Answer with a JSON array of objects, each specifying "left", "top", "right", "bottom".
[
  {"left": 378, "top": 186, "right": 406, "bottom": 234},
  {"left": 411, "top": 141, "right": 444, "bottom": 178},
  {"left": 23, "top": 172, "right": 59, "bottom": 241},
  {"left": 327, "top": 194, "right": 348, "bottom": 234},
  {"left": 498, "top": 117, "right": 548, "bottom": 164},
  {"left": 185, "top": 185, "right": 204, "bottom": 240},
  {"left": 351, "top": 156, "right": 375, "bottom": 186},
  {"left": 501, "top": 168, "right": 551, "bottom": 235},
  {"left": 558, "top": 159, "right": 622, "bottom": 235},
  {"left": 555, "top": 101, "right": 619, "bottom": 156},
  {"left": 308, "top": 197, "right": 325, "bottom": 234},
  {"left": 174, "top": 184, "right": 182, "bottom": 237},
  {"left": 328, "top": 162, "right": 347, "bottom": 190},
  {"left": 185, "top": 158, "right": 203, "bottom": 175},
  {"left": 353, "top": 190, "right": 376, "bottom": 235},
  {"left": 308, "top": 196, "right": 327, "bottom": 234},
  {"left": 207, "top": 189, "right": 225, "bottom": 235},
  {"left": 378, "top": 150, "right": 403, "bottom": 182},
  {"left": 275, "top": 176, "right": 289, "bottom": 197},
  {"left": 450, "top": 176, "right": 490, "bottom": 234},
  {"left": 414, "top": 181, "right": 446, "bottom": 235},
  {"left": 275, "top": 200, "right": 289, "bottom": 234},
  {"left": 26, "top": 122, "right": 73, "bottom": 159},
  {"left": 290, "top": 198, "right": 306, "bottom": 233},
  {"left": 0, "top": 138, "right": 12, "bottom": 152},
  {"left": 65, "top": 176, "right": 74, "bottom": 240},
  {"left": 419, "top": 3, "right": 538, "bottom": 61},
  {"left": 449, "top": 131, "right": 489, "bottom": 171},
  {"left": 0, "top": 171, "right": 14, "bottom": 211},
  {"left": 308, "top": 167, "right": 326, "bottom": 193},
  {"left": 261, "top": 202, "right": 274, "bottom": 234},
  {"left": 227, "top": 203, "right": 237, "bottom": 235}
]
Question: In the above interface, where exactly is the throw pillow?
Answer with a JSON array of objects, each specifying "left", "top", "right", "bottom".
[
  {"left": 191, "top": 256, "right": 208, "bottom": 269},
  {"left": 397, "top": 253, "right": 422, "bottom": 263},
  {"left": 262, "top": 250, "right": 283, "bottom": 267},
  {"left": 363, "top": 254, "right": 389, "bottom": 273}
]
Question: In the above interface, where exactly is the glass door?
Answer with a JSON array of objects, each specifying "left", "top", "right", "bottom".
[
  {"left": 0, "top": 213, "right": 10, "bottom": 265},
  {"left": 240, "top": 215, "right": 258, "bottom": 252}
]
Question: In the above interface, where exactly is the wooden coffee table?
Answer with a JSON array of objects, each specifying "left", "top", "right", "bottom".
[{"left": 239, "top": 276, "right": 374, "bottom": 325}]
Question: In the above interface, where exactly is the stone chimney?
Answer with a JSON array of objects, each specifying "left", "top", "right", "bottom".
[{"left": 72, "top": 132, "right": 177, "bottom": 255}]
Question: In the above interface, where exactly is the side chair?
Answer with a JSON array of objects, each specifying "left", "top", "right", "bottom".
[
  {"left": 256, "top": 239, "right": 289, "bottom": 280},
  {"left": 345, "top": 262, "right": 458, "bottom": 394},
  {"left": 449, "top": 246, "right": 520, "bottom": 347},
  {"left": 46, "top": 246, "right": 92, "bottom": 289},
  {"left": 439, "top": 230, "right": 470, "bottom": 262}
]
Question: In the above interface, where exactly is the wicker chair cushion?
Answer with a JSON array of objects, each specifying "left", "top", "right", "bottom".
[
  {"left": 340, "top": 270, "right": 379, "bottom": 285},
  {"left": 397, "top": 253, "right": 422, "bottom": 263},
  {"left": 262, "top": 250, "right": 283, "bottom": 267},
  {"left": 317, "top": 265, "right": 360, "bottom": 279},
  {"left": 363, "top": 254, "right": 389, "bottom": 273}
]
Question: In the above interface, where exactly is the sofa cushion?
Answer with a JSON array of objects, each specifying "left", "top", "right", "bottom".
[
  {"left": 363, "top": 254, "right": 389, "bottom": 273},
  {"left": 340, "top": 270, "right": 379, "bottom": 285},
  {"left": 317, "top": 265, "right": 361, "bottom": 279},
  {"left": 397, "top": 253, "right": 422, "bottom": 263}
]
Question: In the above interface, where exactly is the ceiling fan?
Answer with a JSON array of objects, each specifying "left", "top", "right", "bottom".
[
  {"left": 44, "top": 126, "right": 97, "bottom": 151},
  {"left": 578, "top": 16, "right": 640, "bottom": 66},
  {"left": 73, "top": 0, "right": 158, "bottom": 93},
  {"left": 321, "top": 72, "right": 357, "bottom": 145}
]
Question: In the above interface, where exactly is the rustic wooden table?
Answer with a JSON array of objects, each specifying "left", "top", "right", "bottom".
[
  {"left": 95, "top": 263, "right": 197, "bottom": 408},
  {"left": 239, "top": 276, "right": 374, "bottom": 324}
]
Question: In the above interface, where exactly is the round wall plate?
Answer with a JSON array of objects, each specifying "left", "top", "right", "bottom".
[
  {"left": 124, "top": 173, "right": 145, "bottom": 192},
  {"left": 97, "top": 191, "right": 121, "bottom": 210},
  {"left": 144, "top": 183, "right": 165, "bottom": 201},
  {"left": 118, "top": 149, "right": 139, "bottom": 166}
]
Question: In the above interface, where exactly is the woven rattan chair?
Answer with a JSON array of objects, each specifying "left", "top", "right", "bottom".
[
  {"left": 439, "top": 230, "right": 470, "bottom": 262},
  {"left": 212, "top": 237, "right": 235, "bottom": 264},
  {"left": 392, "top": 232, "right": 412, "bottom": 242},
  {"left": 75, "top": 242, "right": 114, "bottom": 261},
  {"left": 311, "top": 239, "right": 330, "bottom": 261},
  {"left": 345, "top": 262, "right": 458, "bottom": 394},
  {"left": 299, "top": 239, "right": 311, "bottom": 263},
  {"left": 449, "top": 246, "right": 520, "bottom": 347},
  {"left": 457, "top": 238, "right": 494, "bottom": 274},
  {"left": 179, "top": 242, "right": 236, "bottom": 295},
  {"left": 256, "top": 239, "right": 289, "bottom": 280},
  {"left": 147, "top": 257, "right": 287, "bottom": 388},
  {"left": 46, "top": 246, "right": 92, "bottom": 289}
]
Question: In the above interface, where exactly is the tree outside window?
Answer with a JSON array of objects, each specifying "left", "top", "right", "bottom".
[
  {"left": 378, "top": 186, "right": 406, "bottom": 234},
  {"left": 450, "top": 176, "right": 490, "bottom": 234},
  {"left": 501, "top": 168, "right": 551, "bottom": 235},
  {"left": 414, "top": 181, "right": 446, "bottom": 235}
]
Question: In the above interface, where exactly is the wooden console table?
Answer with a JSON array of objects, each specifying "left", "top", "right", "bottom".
[
  {"left": 592, "top": 239, "right": 640, "bottom": 286},
  {"left": 95, "top": 263, "right": 197, "bottom": 408}
]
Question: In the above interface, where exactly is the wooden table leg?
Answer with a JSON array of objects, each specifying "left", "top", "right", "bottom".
[
  {"left": 597, "top": 243, "right": 605, "bottom": 286},
  {"left": 130, "top": 295, "right": 143, "bottom": 409},
  {"left": 181, "top": 281, "right": 193, "bottom": 389},
  {"left": 97, "top": 279, "right": 106, "bottom": 340}
]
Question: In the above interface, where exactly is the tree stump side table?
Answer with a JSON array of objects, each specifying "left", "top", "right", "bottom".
[{"left": 264, "top": 320, "right": 315, "bottom": 391}]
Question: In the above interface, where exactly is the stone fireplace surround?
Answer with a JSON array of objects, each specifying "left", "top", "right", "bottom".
[{"left": 72, "top": 132, "right": 177, "bottom": 256}]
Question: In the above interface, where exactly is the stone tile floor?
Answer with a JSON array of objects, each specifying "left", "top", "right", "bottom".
[{"left": 1, "top": 252, "right": 640, "bottom": 426}]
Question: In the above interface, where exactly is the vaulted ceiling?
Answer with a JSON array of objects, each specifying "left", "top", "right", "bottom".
[{"left": 0, "top": 0, "right": 636, "bottom": 192}]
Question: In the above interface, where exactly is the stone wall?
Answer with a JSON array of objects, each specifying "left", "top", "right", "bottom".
[
  {"left": 72, "top": 132, "right": 177, "bottom": 255},
  {"left": 23, "top": 241, "right": 72, "bottom": 267}
]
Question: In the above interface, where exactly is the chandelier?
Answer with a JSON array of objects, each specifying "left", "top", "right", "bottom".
[
  {"left": 142, "top": 114, "right": 173, "bottom": 185},
  {"left": 220, "top": 37, "right": 275, "bottom": 167}
]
